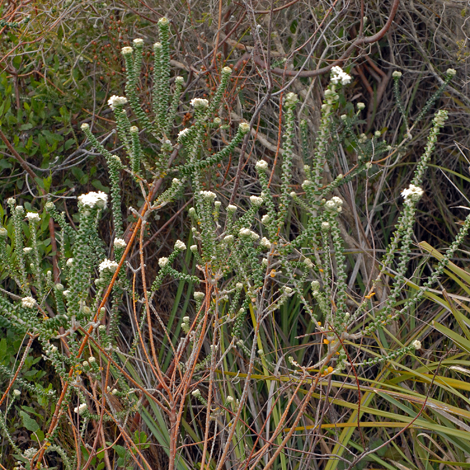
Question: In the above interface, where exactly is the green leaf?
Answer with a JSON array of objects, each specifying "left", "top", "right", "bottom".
[{"left": 20, "top": 411, "right": 40, "bottom": 433}]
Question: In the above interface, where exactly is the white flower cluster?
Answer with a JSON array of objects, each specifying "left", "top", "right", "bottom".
[
  {"left": 194, "top": 291, "right": 205, "bottom": 301},
  {"left": 392, "top": 71, "right": 402, "bottom": 79},
  {"left": 250, "top": 195, "right": 263, "bottom": 207},
  {"left": 433, "top": 109, "right": 448, "bottom": 127},
  {"left": 239, "top": 122, "right": 250, "bottom": 134},
  {"left": 177, "top": 128, "right": 191, "bottom": 142},
  {"left": 114, "top": 238, "right": 127, "bottom": 249},
  {"left": 78, "top": 191, "right": 108, "bottom": 209},
  {"left": 412, "top": 340, "right": 422, "bottom": 350},
  {"left": 260, "top": 237, "right": 271, "bottom": 249},
  {"left": 22, "top": 296, "right": 36, "bottom": 309},
  {"left": 133, "top": 38, "right": 144, "bottom": 46},
  {"left": 239, "top": 228, "right": 260, "bottom": 241},
  {"left": 200, "top": 191, "right": 217, "bottom": 201},
  {"left": 255, "top": 160, "right": 268, "bottom": 171},
  {"left": 99, "top": 259, "right": 119, "bottom": 273},
  {"left": 174, "top": 240, "right": 186, "bottom": 251},
  {"left": 284, "top": 92, "right": 298, "bottom": 107},
  {"left": 330, "top": 66, "right": 352, "bottom": 85},
  {"left": 311, "top": 280, "right": 320, "bottom": 292},
  {"left": 26, "top": 212, "right": 40, "bottom": 222},
  {"left": 158, "top": 257, "right": 169, "bottom": 268},
  {"left": 190, "top": 98, "right": 209, "bottom": 108},
  {"left": 324, "top": 196, "right": 343, "bottom": 214},
  {"left": 74, "top": 403, "right": 87, "bottom": 415},
  {"left": 23, "top": 448, "right": 38, "bottom": 459},
  {"left": 401, "top": 184, "right": 424, "bottom": 204},
  {"left": 107, "top": 95, "right": 128, "bottom": 110},
  {"left": 121, "top": 46, "right": 133, "bottom": 55}
]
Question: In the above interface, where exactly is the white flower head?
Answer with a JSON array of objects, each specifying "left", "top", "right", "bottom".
[
  {"left": 190, "top": 98, "right": 209, "bottom": 109},
  {"left": 446, "top": 68, "right": 456, "bottom": 77},
  {"left": 23, "top": 247, "right": 32, "bottom": 254},
  {"left": 239, "top": 122, "right": 250, "bottom": 134},
  {"left": 304, "top": 258, "right": 314, "bottom": 268},
  {"left": 330, "top": 66, "right": 352, "bottom": 85},
  {"left": 357, "top": 102, "right": 365, "bottom": 110},
  {"left": 311, "top": 280, "right": 320, "bottom": 292},
  {"left": 174, "top": 240, "right": 186, "bottom": 251},
  {"left": 177, "top": 128, "right": 191, "bottom": 142},
  {"left": 114, "top": 238, "right": 127, "bottom": 249},
  {"left": 255, "top": 160, "right": 268, "bottom": 171},
  {"left": 322, "top": 221, "right": 330, "bottom": 230},
  {"left": 324, "top": 197, "right": 342, "bottom": 214},
  {"left": 13, "top": 389, "right": 21, "bottom": 397},
  {"left": 222, "top": 66, "right": 232, "bottom": 75},
  {"left": 80, "top": 122, "right": 89, "bottom": 131},
  {"left": 200, "top": 191, "right": 217, "bottom": 201},
  {"left": 158, "top": 257, "right": 169, "bottom": 268},
  {"left": 158, "top": 17, "right": 169, "bottom": 25},
  {"left": 130, "top": 126, "right": 139, "bottom": 134},
  {"left": 78, "top": 191, "right": 108, "bottom": 209},
  {"left": 22, "top": 296, "right": 36, "bottom": 309},
  {"left": 133, "top": 38, "right": 144, "bottom": 46},
  {"left": 401, "top": 184, "right": 424, "bottom": 204},
  {"left": 23, "top": 448, "right": 38, "bottom": 459},
  {"left": 227, "top": 204, "right": 237, "bottom": 213},
  {"left": 260, "top": 237, "right": 271, "bottom": 249},
  {"left": 250, "top": 195, "right": 263, "bottom": 207},
  {"left": 107, "top": 95, "right": 128, "bottom": 110},
  {"left": 175, "top": 76, "right": 185, "bottom": 85},
  {"left": 392, "top": 71, "right": 402, "bottom": 79},
  {"left": 66, "top": 258, "right": 74, "bottom": 267},
  {"left": 250, "top": 230, "right": 260, "bottom": 241},
  {"left": 121, "top": 46, "right": 133, "bottom": 55},
  {"left": 194, "top": 291, "right": 205, "bottom": 301},
  {"left": 74, "top": 403, "right": 87, "bottom": 415},
  {"left": 153, "top": 42, "right": 162, "bottom": 50},
  {"left": 261, "top": 214, "right": 271, "bottom": 225},
  {"left": 26, "top": 212, "right": 40, "bottom": 222},
  {"left": 412, "top": 340, "right": 422, "bottom": 350},
  {"left": 284, "top": 92, "right": 298, "bottom": 107},
  {"left": 99, "top": 259, "right": 119, "bottom": 273}
]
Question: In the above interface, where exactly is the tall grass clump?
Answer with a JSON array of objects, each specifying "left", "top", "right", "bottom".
[{"left": 0, "top": 16, "right": 466, "bottom": 470}]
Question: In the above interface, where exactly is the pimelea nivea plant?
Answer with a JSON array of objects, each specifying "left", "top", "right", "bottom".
[{"left": 0, "top": 14, "right": 463, "bottom": 470}]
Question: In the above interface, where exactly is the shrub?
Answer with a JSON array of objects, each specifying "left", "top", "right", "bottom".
[{"left": 0, "top": 15, "right": 464, "bottom": 470}]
